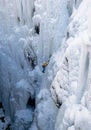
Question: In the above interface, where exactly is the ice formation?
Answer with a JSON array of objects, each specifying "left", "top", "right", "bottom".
[{"left": 0, "top": 0, "right": 91, "bottom": 130}]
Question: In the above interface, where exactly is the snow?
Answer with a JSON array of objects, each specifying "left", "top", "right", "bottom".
[
  {"left": 54, "top": 0, "right": 91, "bottom": 130},
  {"left": 13, "top": 109, "right": 33, "bottom": 130},
  {"left": 55, "top": 103, "right": 91, "bottom": 130},
  {"left": 36, "top": 88, "right": 58, "bottom": 130}
]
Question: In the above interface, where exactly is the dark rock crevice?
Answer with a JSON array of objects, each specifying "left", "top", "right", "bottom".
[{"left": 27, "top": 96, "right": 35, "bottom": 109}]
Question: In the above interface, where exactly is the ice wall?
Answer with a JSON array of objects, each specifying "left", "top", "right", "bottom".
[
  {"left": 1, "top": 0, "right": 91, "bottom": 130},
  {"left": 49, "top": 0, "right": 91, "bottom": 130},
  {"left": 15, "top": 0, "right": 34, "bottom": 27},
  {"left": 0, "top": 0, "right": 69, "bottom": 129}
]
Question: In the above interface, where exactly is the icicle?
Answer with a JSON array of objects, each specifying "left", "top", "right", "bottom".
[
  {"left": 77, "top": 44, "right": 89, "bottom": 103},
  {"left": 15, "top": 0, "right": 34, "bottom": 27}
]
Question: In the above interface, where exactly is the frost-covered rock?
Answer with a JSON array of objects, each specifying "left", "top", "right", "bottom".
[
  {"left": 54, "top": 0, "right": 91, "bottom": 130},
  {"left": 55, "top": 104, "right": 91, "bottom": 130}
]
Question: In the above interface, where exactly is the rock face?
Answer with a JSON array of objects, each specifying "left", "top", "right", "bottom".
[
  {"left": 50, "top": 0, "right": 91, "bottom": 130},
  {"left": 0, "top": 0, "right": 91, "bottom": 130}
]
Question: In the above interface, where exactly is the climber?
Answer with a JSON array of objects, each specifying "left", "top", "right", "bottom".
[{"left": 42, "top": 62, "right": 48, "bottom": 73}]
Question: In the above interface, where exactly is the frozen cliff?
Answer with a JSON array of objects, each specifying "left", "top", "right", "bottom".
[{"left": 0, "top": 0, "right": 91, "bottom": 130}]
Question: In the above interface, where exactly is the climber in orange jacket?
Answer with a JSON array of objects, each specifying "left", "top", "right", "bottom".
[{"left": 42, "top": 62, "right": 48, "bottom": 73}]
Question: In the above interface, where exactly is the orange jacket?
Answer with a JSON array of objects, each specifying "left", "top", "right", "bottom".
[{"left": 42, "top": 62, "right": 48, "bottom": 67}]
